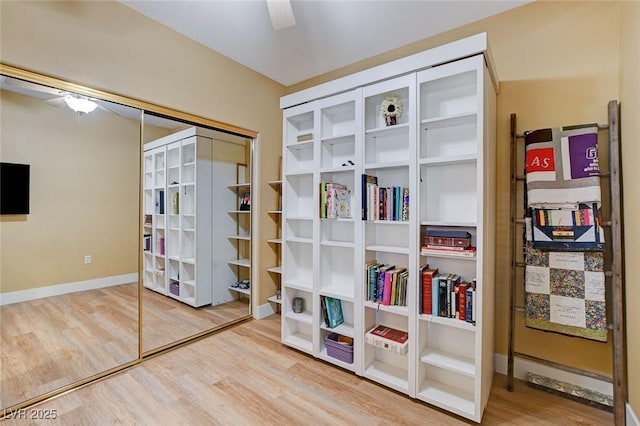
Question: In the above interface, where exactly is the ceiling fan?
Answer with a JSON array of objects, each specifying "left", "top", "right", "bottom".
[
  {"left": 2, "top": 76, "right": 110, "bottom": 115},
  {"left": 266, "top": 0, "right": 295, "bottom": 30}
]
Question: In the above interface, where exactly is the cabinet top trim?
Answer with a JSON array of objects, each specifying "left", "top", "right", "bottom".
[
  {"left": 144, "top": 126, "right": 249, "bottom": 151},
  {"left": 280, "top": 32, "right": 498, "bottom": 110}
]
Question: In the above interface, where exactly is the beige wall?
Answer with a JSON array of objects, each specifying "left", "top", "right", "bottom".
[
  {"left": 0, "top": 90, "right": 139, "bottom": 292},
  {"left": 620, "top": 1, "right": 640, "bottom": 418},
  {"left": 289, "top": 0, "right": 638, "bottom": 412},
  {"left": 0, "top": 1, "right": 285, "bottom": 304}
]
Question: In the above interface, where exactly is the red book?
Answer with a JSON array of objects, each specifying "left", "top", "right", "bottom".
[
  {"left": 367, "top": 325, "right": 408, "bottom": 343},
  {"left": 458, "top": 283, "right": 468, "bottom": 321},
  {"left": 365, "top": 324, "right": 409, "bottom": 354},
  {"left": 421, "top": 265, "right": 438, "bottom": 315}
]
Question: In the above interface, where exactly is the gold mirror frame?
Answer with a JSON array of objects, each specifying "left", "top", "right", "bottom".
[{"left": 0, "top": 63, "right": 257, "bottom": 416}]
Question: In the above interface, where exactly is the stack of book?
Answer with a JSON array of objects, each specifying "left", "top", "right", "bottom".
[
  {"left": 421, "top": 229, "right": 476, "bottom": 257},
  {"left": 365, "top": 324, "right": 408, "bottom": 354}
]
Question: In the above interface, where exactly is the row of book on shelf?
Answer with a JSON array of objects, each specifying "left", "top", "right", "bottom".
[
  {"left": 361, "top": 174, "right": 409, "bottom": 221},
  {"left": 365, "top": 260, "right": 408, "bottom": 307},
  {"left": 421, "top": 228, "right": 476, "bottom": 257},
  {"left": 421, "top": 265, "right": 476, "bottom": 325},
  {"left": 319, "top": 181, "right": 351, "bottom": 219},
  {"left": 143, "top": 235, "right": 165, "bottom": 255}
]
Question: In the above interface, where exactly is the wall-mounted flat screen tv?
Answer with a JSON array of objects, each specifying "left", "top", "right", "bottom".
[{"left": 1, "top": 162, "right": 30, "bottom": 214}]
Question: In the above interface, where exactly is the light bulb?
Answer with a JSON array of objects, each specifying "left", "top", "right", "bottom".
[{"left": 64, "top": 95, "right": 98, "bottom": 114}]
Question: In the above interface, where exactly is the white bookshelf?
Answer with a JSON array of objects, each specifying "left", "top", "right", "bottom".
[
  {"left": 279, "top": 34, "right": 496, "bottom": 423},
  {"left": 227, "top": 165, "right": 252, "bottom": 303},
  {"left": 267, "top": 171, "right": 283, "bottom": 303},
  {"left": 143, "top": 129, "right": 213, "bottom": 307}
]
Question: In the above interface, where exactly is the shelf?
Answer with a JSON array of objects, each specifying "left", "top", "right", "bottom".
[
  {"left": 420, "top": 221, "right": 477, "bottom": 227},
  {"left": 267, "top": 266, "right": 282, "bottom": 274},
  {"left": 318, "top": 348, "right": 356, "bottom": 372},
  {"left": 366, "top": 220, "right": 409, "bottom": 225},
  {"left": 319, "top": 165, "right": 356, "bottom": 174},
  {"left": 420, "top": 111, "right": 476, "bottom": 128},
  {"left": 363, "top": 301, "right": 409, "bottom": 316},
  {"left": 365, "top": 121, "right": 410, "bottom": 136},
  {"left": 267, "top": 210, "right": 282, "bottom": 215},
  {"left": 285, "top": 310, "right": 313, "bottom": 325},
  {"left": 267, "top": 238, "right": 282, "bottom": 244},
  {"left": 319, "top": 285, "right": 354, "bottom": 302},
  {"left": 419, "top": 249, "right": 477, "bottom": 260},
  {"left": 417, "top": 379, "right": 475, "bottom": 419},
  {"left": 363, "top": 360, "right": 409, "bottom": 394},
  {"left": 365, "top": 244, "right": 409, "bottom": 254},
  {"left": 286, "top": 140, "right": 313, "bottom": 150},
  {"left": 228, "top": 235, "right": 251, "bottom": 241},
  {"left": 421, "top": 314, "right": 477, "bottom": 331},
  {"left": 283, "top": 280, "right": 313, "bottom": 292},
  {"left": 267, "top": 295, "right": 282, "bottom": 304},
  {"left": 286, "top": 236, "right": 313, "bottom": 244},
  {"left": 419, "top": 154, "right": 476, "bottom": 166},
  {"left": 228, "top": 286, "right": 251, "bottom": 295},
  {"left": 268, "top": 180, "right": 282, "bottom": 186},
  {"left": 285, "top": 215, "right": 313, "bottom": 221},
  {"left": 363, "top": 160, "right": 410, "bottom": 170},
  {"left": 228, "top": 210, "right": 251, "bottom": 214},
  {"left": 228, "top": 258, "right": 251, "bottom": 268},
  {"left": 282, "top": 333, "right": 313, "bottom": 353},
  {"left": 227, "top": 182, "right": 251, "bottom": 189},
  {"left": 320, "top": 321, "right": 355, "bottom": 338},
  {"left": 420, "top": 348, "right": 475, "bottom": 377},
  {"left": 320, "top": 240, "right": 354, "bottom": 248}
]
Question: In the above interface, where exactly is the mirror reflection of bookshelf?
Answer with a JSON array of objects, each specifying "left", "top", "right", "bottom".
[{"left": 267, "top": 156, "right": 283, "bottom": 309}]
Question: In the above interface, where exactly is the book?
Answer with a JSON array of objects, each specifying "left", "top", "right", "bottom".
[
  {"left": 458, "top": 283, "right": 468, "bottom": 322},
  {"left": 424, "top": 229, "right": 471, "bottom": 248},
  {"left": 361, "top": 174, "right": 378, "bottom": 220},
  {"left": 365, "top": 260, "right": 380, "bottom": 302},
  {"left": 431, "top": 275, "right": 440, "bottom": 317},
  {"left": 335, "top": 187, "right": 351, "bottom": 218},
  {"left": 172, "top": 191, "right": 179, "bottom": 214},
  {"left": 320, "top": 296, "right": 329, "bottom": 326},
  {"left": 365, "top": 324, "right": 409, "bottom": 354},
  {"left": 324, "top": 296, "right": 344, "bottom": 328},
  {"left": 239, "top": 191, "right": 251, "bottom": 211},
  {"left": 465, "top": 279, "right": 477, "bottom": 325},
  {"left": 157, "top": 190, "right": 165, "bottom": 214},
  {"left": 297, "top": 132, "right": 313, "bottom": 142},
  {"left": 421, "top": 265, "right": 439, "bottom": 315},
  {"left": 420, "top": 247, "right": 477, "bottom": 258}
]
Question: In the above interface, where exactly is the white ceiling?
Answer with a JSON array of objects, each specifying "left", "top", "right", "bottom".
[{"left": 121, "top": 0, "right": 529, "bottom": 87}]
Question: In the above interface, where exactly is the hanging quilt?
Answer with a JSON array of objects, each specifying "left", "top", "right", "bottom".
[
  {"left": 524, "top": 124, "right": 601, "bottom": 208},
  {"left": 524, "top": 242, "right": 607, "bottom": 342}
]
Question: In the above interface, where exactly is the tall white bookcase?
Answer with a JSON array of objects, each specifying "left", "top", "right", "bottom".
[
  {"left": 143, "top": 128, "right": 213, "bottom": 308},
  {"left": 280, "top": 33, "right": 496, "bottom": 422}
]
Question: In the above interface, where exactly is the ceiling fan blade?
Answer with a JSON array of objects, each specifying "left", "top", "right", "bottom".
[{"left": 266, "top": 0, "right": 295, "bottom": 30}]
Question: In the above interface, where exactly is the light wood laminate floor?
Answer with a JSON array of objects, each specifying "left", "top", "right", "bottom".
[
  {"left": 2, "top": 315, "right": 613, "bottom": 425},
  {"left": 1, "top": 284, "right": 249, "bottom": 409}
]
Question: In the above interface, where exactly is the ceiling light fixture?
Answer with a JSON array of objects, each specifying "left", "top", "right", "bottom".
[
  {"left": 266, "top": 0, "right": 295, "bottom": 30},
  {"left": 64, "top": 94, "right": 98, "bottom": 114}
]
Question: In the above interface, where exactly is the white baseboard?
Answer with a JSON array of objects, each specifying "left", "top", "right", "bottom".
[
  {"left": 254, "top": 301, "right": 277, "bottom": 319},
  {"left": 0, "top": 273, "right": 138, "bottom": 306},
  {"left": 494, "top": 353, "right": 613, "bottom": 398},
  {"left": 629, "top": 403, "right": 640, "bottom": 426}
]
